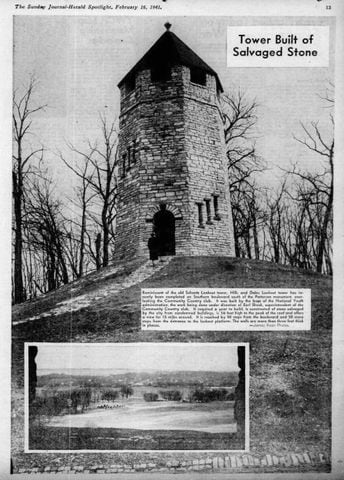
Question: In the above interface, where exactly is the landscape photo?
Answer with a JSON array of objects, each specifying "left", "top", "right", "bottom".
[{"left": 27, "top": 343, "right": 247, "bottom": 451}]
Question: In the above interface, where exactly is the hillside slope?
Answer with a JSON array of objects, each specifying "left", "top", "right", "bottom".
[{"left": 12, "top": 256, "right": 331, "bottom": 340}]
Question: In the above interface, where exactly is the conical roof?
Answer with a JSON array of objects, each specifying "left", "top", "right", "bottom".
[{"left": 118, "top": 28, "right": 223, "bottom": 92}]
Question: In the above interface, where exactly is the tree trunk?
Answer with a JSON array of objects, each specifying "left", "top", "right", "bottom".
[
  {"left": 102, "top": 206, "right": 109, "bottom": 267},
  {"left": 245, "top": 230, "right": 251, "bottom": 259},
  {"left": 253, "top": 215, "right": 259, "bottom": 259},
  {"left": 55, "top": 236, "right": 69, "bottom": 285},
  {"left": 232, "top": 218, "right": 240, "bottom": 257},
  {"left": 316, "top": 185, "right": 333, "bottom": 273},
  {"left": 95, "top": 233, "right": 102, "bottom": 270},
  {"left": 13, "top": 169, "right": 25, "bottom": 304},
  {"left": 46, "top": 239, "right": 57, "bottom": 292},
  {"left": 78, "top": 199, "right": 87, "bottom": 277}
]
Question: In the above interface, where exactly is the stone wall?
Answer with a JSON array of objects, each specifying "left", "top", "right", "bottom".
[
  {"left": 183, "top": 68, "right": 235, "bottom": 256},
  {"left": 114, "top": 63, "right": 235, "bottom": 262}
]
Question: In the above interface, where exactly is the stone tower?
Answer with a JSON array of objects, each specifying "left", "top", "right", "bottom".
[{"left": 114, "top": 24, "right": 235, "bottom": 262}]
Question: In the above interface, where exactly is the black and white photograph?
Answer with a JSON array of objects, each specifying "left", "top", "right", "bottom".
[
  {"left": 26, "top": 343, "right": 247, "bottom": 452},
  {"left": 6, "top": 2, "right": 341, "bottom": 476}
]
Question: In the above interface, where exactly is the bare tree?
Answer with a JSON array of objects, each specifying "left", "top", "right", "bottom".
[
  {"left": 59, "top": 156, "right": 96, "bottom": 277},
  {"left": 225, "top": 85, "right": 334, "bottom": 275},
  {"left": 292, "top": 134, "right": 333, "bottom": 273},
  {"left": 12, "top": 77, "right": 47, "bottom": 303},
  {"left": 264, "top": 181, "right": 288, "bottom": 264},
  {"left": 59, "top": 113, "right": 118, "bottom": 270},
  {"left": 291, "top": 88, "right": 334, "bottom": 273},
  {"left": 231, "top": 182, "right": 265, "bottom": 259},
  {"left": 221, "top": 90, "right": 266, "bottom": 258},
  {"left": 24, "top": 174, "right": 70, "bottom": 293}
]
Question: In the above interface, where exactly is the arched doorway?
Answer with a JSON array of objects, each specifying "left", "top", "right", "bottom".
[{"left": 153, "top": 205, "right": 176, "bottom": 256}]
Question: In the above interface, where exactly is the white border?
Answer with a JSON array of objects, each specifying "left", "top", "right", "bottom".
[{"left": 24, "top": 342, "right": 250, "bottom": 453}]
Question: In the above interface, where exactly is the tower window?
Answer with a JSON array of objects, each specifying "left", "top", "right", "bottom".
[
  {"left": 196, "top": 203, "right": 205, "bottom": 228},
  {"left": 190, "top": 67, "right": 206, "bottom": 86},
  {"left": 151, "top": 65, "right": 171, "bottom": 83},
  {"left": 125, "top": 76, "right": 135, "bottom": 94},
  {"left": 204, "top": 198, "right": 213, "bottom": 224},
  {"left": 132, "top": 141, "right": 137, "bottom": 164},
  {"left": 127, "top": 146, "right": 131, "bottom": 171},
  {"left": 121, "top": 153, "right": 126, "bottom": 178},
  {"left": 213, "top": 195, "right": 221, "bottom": 220}
]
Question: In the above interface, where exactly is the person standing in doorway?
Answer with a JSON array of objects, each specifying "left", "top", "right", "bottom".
[{"left": 148, "top": 232, "right": 159, "bottom": 267}]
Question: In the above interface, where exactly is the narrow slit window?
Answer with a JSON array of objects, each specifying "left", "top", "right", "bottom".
[
  {"left": 121, "top": 154, "right": 126, "bottom": 178},
  {"left": 204, "top": 199, "right": 213, "bottom": 224},
  {"left": 127, "top": 147, "right": 131, "bottom": 171},
  {"left": 196, "top": 203, "right": 205, "bottom": 228},
  {"left": 132, "top": 141, "right": 137, "bottom": 164},
  {"left": 213, "top": 195, "right": 221, "bottom": 220}
]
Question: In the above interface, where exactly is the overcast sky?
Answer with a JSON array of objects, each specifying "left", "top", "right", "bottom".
[
  {"left": 13, "top": 15, "right": 334, "bottom": 191},
  {"left": 34, "top": 343, "right": 241, "bottom": 373}
]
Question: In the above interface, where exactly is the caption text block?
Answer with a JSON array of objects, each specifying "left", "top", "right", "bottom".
[{"left": 141, "top": 288, "right": 311, "bottom": 331}]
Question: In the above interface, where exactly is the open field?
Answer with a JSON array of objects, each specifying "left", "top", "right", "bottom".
[{"left": 45, "top": 400, "right": 235, "bottom": 434}]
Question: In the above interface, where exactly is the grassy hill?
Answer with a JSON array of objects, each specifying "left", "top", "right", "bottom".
[
  {"left": 12, "top": 256, "right": 331, "bottom": 341},
  {"left": 12, "top": 256, "right": 332, "bottom": 470}
]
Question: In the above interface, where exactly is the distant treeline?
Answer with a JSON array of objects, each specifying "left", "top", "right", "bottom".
[
  {"left": 37, "top": 370, "right": 238, "bottom": 389},
  {"left": 144, "top": 388, "right": 234, "bottom": 403},
  {"left": 32, "top": 384, "right": 235, "bottom": 419},
  {"left": 31, "top": 387, "right": 92, "bottom": 417},
  {"left": 32, "top": 385, "right": 135, "bottom": 417}
]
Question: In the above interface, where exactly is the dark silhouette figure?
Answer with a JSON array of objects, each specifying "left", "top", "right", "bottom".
[{"left": 148, "top": 232, "right": 160, "bottom": 266}]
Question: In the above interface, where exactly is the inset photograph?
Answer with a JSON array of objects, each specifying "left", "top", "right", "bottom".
[{"left": 26, "top": 343, "right": 248, "bottom": 452}]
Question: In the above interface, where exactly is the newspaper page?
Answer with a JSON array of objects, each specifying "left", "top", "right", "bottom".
[{"left": 1, "top": 0, "right": 344, "bottom": 478}]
